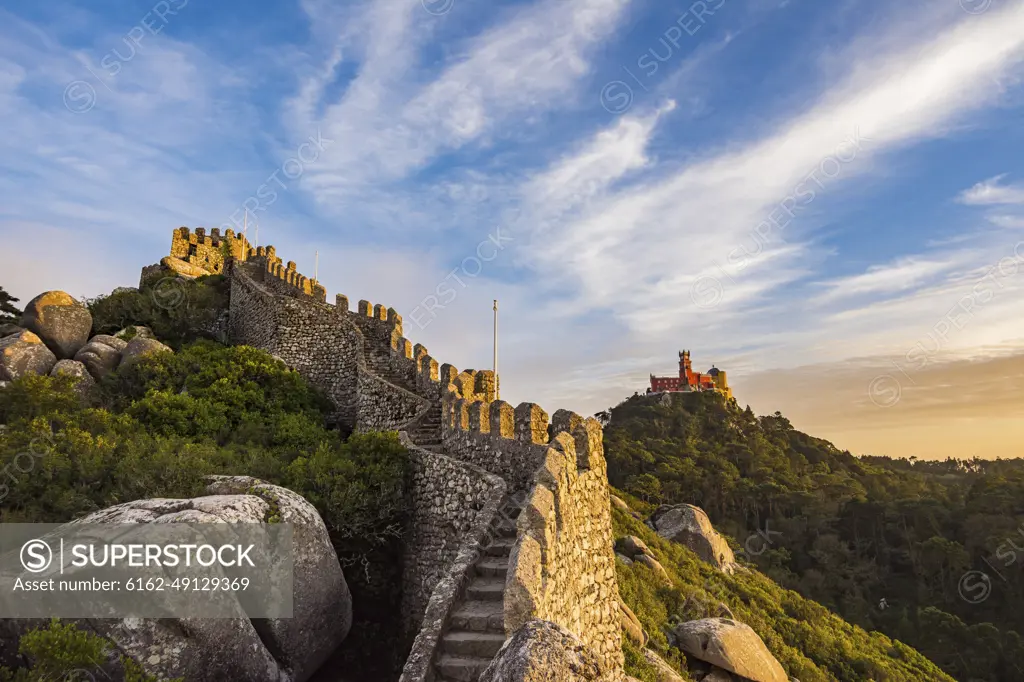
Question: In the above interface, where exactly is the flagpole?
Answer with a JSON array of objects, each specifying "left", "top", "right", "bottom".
[
  {"left": 314, "top": 250, "right": 319, "bottom": 286},
  {"left": 493, "top": 299, "right": 499, "bottom": 400}
]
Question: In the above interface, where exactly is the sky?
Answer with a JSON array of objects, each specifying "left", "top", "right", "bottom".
[{"left": 2, "top": 0, "right": 1024, "bottom": 460}]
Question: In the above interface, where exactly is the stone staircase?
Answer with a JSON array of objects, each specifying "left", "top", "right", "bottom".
[
  {"left": 434, "top": 508, "right": 518, "bottom": 682},
  {"left": 364, "top": 348, "right": 443, "bottom": 452},
  {"left": 406, "top": 404, "right": 443, "bottom": 453},
  {"left": 363, "top": 343, "right": 519, "bottom": 681}
]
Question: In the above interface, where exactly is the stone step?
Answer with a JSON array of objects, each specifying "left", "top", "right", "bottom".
[
  {"left": 483, "top": 537, "right": 514, "bottom": 557},
  {"left": 475, "top": 558, "right": 508, "bottom": 578},
  {"left": 435, "top": 655, "right": 493, "bottom": 682},
  {"left": 465, "top": 579, "right": 505, "bottom": 602},
  {"left": 450, "top": 599, "right": 504, "bottom": 631},
  {"left": 440, "top": 631, "right": 507, "bottom": 659}
]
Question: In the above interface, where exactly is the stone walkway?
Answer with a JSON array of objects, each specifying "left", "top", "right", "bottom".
[
  {"left": 366, "top": 344, "right": 514, "bottom": 681},
  {"left": 433, "top": 512, "right": 516, "bottom": 682}
]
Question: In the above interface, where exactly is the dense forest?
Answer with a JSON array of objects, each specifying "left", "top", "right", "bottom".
[{"left": 601, "top": 391, "right": 1024, "bottom": 682}]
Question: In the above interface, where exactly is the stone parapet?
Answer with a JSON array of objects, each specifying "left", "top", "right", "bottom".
[
  {"left": 399, "top": 435, "right": 507, "bottom": 682},
  {"left": 504, "top": 416, "right": 624, "bottom": 677}
]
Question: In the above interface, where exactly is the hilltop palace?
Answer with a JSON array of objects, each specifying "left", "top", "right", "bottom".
[{"left": 648, "top": 350, "right": 732, "bottom": 399}]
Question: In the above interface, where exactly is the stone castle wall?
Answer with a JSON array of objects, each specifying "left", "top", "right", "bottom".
[
  {"left": 210, "top": 237, "right": 624, "bottom": 680},
  {"left": 441, "top": 396, "right": 551, "bottom": 493},
  {"left": 171, "top": 226, "right": 248, "bottom": 274},
  {"left": 400, "top": 435, "right": 506, "bottom": 666},
  {"left": 441, "top": 393, "right": 625, "bottom": 677},
  {"left": 229, "top": 264, "right": 426, "bottom": 430},
  {"left": 506, "top": 415, "right": 624, "bottom": 676}
]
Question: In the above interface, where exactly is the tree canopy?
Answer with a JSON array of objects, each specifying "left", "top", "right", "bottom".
[
  {"left": 0, "top": 285, "right": 20, "bottom": 323},
  {"left": 603, "top": 391, "right": 1024, "bottom": 682}
]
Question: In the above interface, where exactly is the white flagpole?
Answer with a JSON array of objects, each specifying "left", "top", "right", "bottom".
[
  {"left": 314, "top": 250, "right": 319, "bottom": 286},
  {"left": 493, "top": 299, "right": 499, "bottom": 400}
]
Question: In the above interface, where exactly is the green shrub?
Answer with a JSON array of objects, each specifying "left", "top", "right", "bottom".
[
  {"left": 0, "top": 619, "right": 174, "bottom": 682},
  {"left": 87, "top": 274, "right": 229, "bottom": 348},
  {"left": 0, "top": 342, "right": 411, "bottom": 679}
]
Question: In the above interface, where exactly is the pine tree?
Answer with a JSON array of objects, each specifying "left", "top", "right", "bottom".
[{"left": 0, "top": 285, "right": 21, "bottom": 323}]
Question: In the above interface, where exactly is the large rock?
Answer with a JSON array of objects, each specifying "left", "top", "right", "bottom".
[
  {"left": 119, "top": 337, "right": 173, "bottom": 368},
  {"left": 642, "top": 649, "right": 686, "bottom": 682},
  {"left": 75, "top": 341, "right": 122, "bottom": 380},
  {"left": 50, "top": 359, "right": 96, "bottom": 396},
  {"left": 634, "top": 553, "right": 672, "bottom": 586},
  {"left": 616, "top": 535, "right": 672, "bottom": 586},
  {"left": 610, "top": 495, "right": 630, "bottom": 513},
  {"left": 19, "top": 291, "right": 92, "bottom": 359},
  {"left": 162, "top": 255, "right": 213, "bottom": 279},
  {"left": 670, "top": 618, "right": 788, "bottom": 682},
  {"left": 3, "top": 479, "right": 352, "bottom": 682},
  {"left": 0, "top": 330, "right": 57, "bottom": 381},
  {"left": 480, "top": 620, "right": 607, "bottom": 682},
  {"left": 90, "top": 334, "right": 128, "bottom": 352},
  {"left": 620, "top": 599, "right": 647, "bottom": 647},
  {"left": 616, "top": 535, "right": 651, "bottom": 559},
  {"left": 648, "top": 505, "right": 736, "bottom": 573},
  {"left": 206, "top": 475, "right": 352, "bottom": 680}
]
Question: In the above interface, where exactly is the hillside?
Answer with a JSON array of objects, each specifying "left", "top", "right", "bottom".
[
  {"left": 611, "top": 497, "right": 955, "bottom": 682},
  {"left": 1, "top": 268, "right": 1015, "bottom": 682},
  {"left": 603, "top": 390, "right": 1024, "bottom": 682}
]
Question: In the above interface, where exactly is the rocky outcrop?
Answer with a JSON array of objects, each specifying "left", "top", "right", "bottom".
[
  {"left": 669, "top": 618, "right": 788, "bottom": 682},
  {"left": 0, "top": 479, "right": 352, "bottom": 682},
  {"left": 205, "top": 475, "right": 353, "bottom": 680},
  {"left": 648, "top": 505, "right": 736, "bottom": 574},
  {"left": 0, "top": 330, "right": 57, "bottom": 381},
  {"left": 119, "top": 337, "right": 173, "bottom": 368},
  {"left": 479, "top": 620, "right": 609, "bottom": 682},
  {"left": 615, "top": 535, "right": 671, "bottom": 586},
  {"left": 162, "top": 254, "right": 213, "bottom": 279},
  {"left": 75, "top": 340, "right": 122, "bottom": 380},
  {"left": 90, "top": 334, "right": 128, "bottom": 352},
  {"left": 610, "top": 494, "right": 642, "bottom": 521},
  {"left": 19, "top": 291, "right": 92, "bottom": 359},
  {"left": 619, "top": 599, "right": 647, "bottom": 647},
  {"left": 50, "top": 359, "right": 96, "bottom": 395},
  {"left": 610, "top": 495, "right": 630, "bottom": 513}
]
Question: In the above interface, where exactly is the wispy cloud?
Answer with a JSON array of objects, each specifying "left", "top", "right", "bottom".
[
  {"left": 811, "top": 256, "right": 961, "bottom": 303},
  {"left": 290, "top": 0, "right": 634, "bottom": 206},
  {"left": 959, "top": 174, "right": 1024, "bottom": 206}
]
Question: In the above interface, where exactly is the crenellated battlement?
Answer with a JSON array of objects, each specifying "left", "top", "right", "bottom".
[
  {"left": 169, "top": 225, "right": 253, "bottom": 274},
  {"left": 162, "top": 226, "right": 623, "bottom": 681}
]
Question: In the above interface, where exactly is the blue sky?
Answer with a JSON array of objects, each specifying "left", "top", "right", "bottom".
[{"left": 3, "top": 0, "right": 1024, "bottom": 458}]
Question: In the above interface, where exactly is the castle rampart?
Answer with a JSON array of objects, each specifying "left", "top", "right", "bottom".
[
  {"left": 170, "top": 226, "right": 252, "bottom": 275},
  {"left": 229, "top": 263, "right": 427, "bottom": 431},
  {"left": 505, "top": 416, "right": 623, "bottom": 676},
  {"left": 399, "top": 434, "right": 507, "bottom": 679},
  {"left": 184, "top": 230, "right": 626, "bottom": 681}
]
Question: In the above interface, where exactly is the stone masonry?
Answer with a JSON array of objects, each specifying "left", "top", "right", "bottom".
[{"left": 164, "top": 228, "right": 626, "bottom": 682}]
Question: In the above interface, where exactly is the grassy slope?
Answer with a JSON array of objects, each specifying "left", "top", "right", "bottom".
[{"left": 611, "top": 493, "right": 956, "bottom": 682}]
